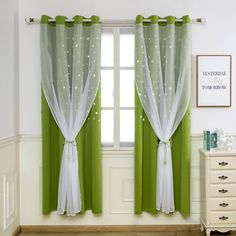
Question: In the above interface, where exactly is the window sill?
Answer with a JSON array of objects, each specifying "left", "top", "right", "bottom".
[{"left": 102, "top": 147, "right": 134, "bottom": 157}]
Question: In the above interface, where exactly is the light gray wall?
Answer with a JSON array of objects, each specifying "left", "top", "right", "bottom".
[
  {"left": 0, "top": 0, "right": 19, "bottom": 139},
  {"left": 0, "top": 1, "right": 19, "bottom": 235}
]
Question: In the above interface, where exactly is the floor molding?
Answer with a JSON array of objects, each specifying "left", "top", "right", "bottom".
[
  {"left": 12, "top": 226, "right": 21, "bottom": 236},
  {"left": 20, "top": 224, "right": 201, "bottom": 233}
]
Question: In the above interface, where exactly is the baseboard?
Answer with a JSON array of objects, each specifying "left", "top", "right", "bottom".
[
  {"left": 12, "top": 226, "right": 21, "bottom": 236},
  {"left": 21, "top": 224, "right": 201, "bottom": 233}
]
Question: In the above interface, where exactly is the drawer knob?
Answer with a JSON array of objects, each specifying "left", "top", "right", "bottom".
[
  {"left": 219, "top": 189, "right": 228, "bottom": 193},
  {"left": 218, "top": 175, "right": 228, "bottom": 180},
  {"left": 219, "top": 162, "right": 228, "bottom": 166},
  {"left": 219, "top": 216, "right": 228, "bottom": 221},
  {"left": 219, "top": 203, "right": 229, "bottom": 207}
]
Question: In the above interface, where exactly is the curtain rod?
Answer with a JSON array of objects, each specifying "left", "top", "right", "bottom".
[{"left": 25, "top": 17, "right": 206, "bottom": 27}]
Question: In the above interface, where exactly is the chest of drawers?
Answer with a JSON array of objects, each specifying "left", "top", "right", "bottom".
[{"left": 200, "top": 149, "right": 236, "bottom": 236}]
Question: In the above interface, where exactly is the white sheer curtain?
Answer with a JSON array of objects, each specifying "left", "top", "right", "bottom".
[
  {"left": 40, "top": 16, "right": 101, "bottom": 216},
  {"left": 135, "top": 16, "right": 191, "bottom": 213}
]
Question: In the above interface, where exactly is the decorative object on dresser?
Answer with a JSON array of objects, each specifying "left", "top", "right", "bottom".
[
  {"left": 199, "top": 149, "right": 236, "bottom": 236},
  {"left": 203, "top": 130, "right": 217, "bottom": 151},
  {"left": 216, "top": 128, "right": 235, "bottom": 151}
]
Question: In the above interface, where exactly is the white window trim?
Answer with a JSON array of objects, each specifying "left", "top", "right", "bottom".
[
  {"left": 102, "top": 146, "right": 134, "bottom": 157},
  {"left": 113, "top": 28, "right": 121, "bottom": 148},
  {"left": 101, "top": 27, "right": 135, "bottom": 150}
]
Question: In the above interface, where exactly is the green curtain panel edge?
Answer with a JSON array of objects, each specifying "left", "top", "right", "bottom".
[
  {"left": 40, "top": 15, "right": 100, "bottom": 25},
  {"left": 135, "top": 15, "right": 190, "bottom": 25}
]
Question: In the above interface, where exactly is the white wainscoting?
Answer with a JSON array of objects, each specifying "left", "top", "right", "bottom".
[
  {"left": 0, "top": 136, "right": 19, "bottom": 236},
  {"left": 3, "top": 172, "right": 17, "bottom": 230},
  {"left": 18, "top": 134, "right": 210, "bottom": 226},
  {"left": 109, "top": 165, "right": 134, "bottom": 214}
]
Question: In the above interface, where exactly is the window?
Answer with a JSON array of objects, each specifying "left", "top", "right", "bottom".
[{"left": 101, "top": 28, "right": 135, "bottom": 148}]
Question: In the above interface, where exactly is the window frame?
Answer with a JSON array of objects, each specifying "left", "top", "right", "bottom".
[{"left": 101, "top": 27, "right": 135, "bottom": 150}]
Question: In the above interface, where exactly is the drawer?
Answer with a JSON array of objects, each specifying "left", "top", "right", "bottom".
[
  {"left": 210, "top": 199, "right": 236, "bottom": 211},
  {"left": 210, "top": 184, "right": 236, "bottom": 197},
  {"left": 210, "top": 171, "right": 236, "bottom": 184},
  {"left": 210, "top": 157, "right": 236, "bottom": 170},
  {"left": 210, "top": 211, "right": 236, "bottom": 224}
]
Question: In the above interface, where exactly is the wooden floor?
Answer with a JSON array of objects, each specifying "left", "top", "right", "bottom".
[{"left": 19, "top": 231, "right": 236, "bottom": 236}]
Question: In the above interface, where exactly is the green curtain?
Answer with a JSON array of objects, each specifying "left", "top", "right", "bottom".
[
  {"left": 41, "top": 15, "right": 102, "bottom": 215},
  {"left": 135, "top": 93, "right": 190, "bottom": 215},
  {"left": 42, "top": 88, "right": 102, "bottom": 214},
  {"left": 134, "top": 15, "right": 191, "bottom": 215}
]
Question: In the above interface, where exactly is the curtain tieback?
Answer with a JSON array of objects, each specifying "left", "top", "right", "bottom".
[
  {"left": 64, "top": 139, "right": 77, "bottom": 161},
  {"left": 159, "top": 141, "right": 170, "bottom": 165},
  {"left": 65, "top": 139, "right": 77, "bottom": 146}
]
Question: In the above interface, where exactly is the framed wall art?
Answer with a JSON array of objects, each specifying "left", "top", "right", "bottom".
[{"left": 197, "top": 55, "right": 232, "bottom": 107}]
